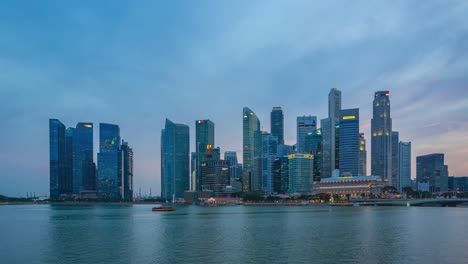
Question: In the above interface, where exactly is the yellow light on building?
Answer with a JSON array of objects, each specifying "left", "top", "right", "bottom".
[{"left": 342, "top": 115, "right": 356, "bottom": 120}]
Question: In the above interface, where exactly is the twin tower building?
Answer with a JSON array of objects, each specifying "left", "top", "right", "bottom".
[
  {"left": 161, "top": 89, "right": 411, "bottom": 202},
  {"left": 49, "top": 121, "right": 133, "bottom": 200}
]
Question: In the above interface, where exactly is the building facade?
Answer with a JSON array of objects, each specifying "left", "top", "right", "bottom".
[
  {"left": 358, "top": 133, "right": 367, "bottom": 176},
  {"left": 339, "top": 108, "right": 360, "bottom": 176},
  {"left": 200, "top": 160, "right": 231, "bottom": 197},
  {"left": 288, "top": 154, "right": 314, "bottom": 194},
  {"left": 305, "top": 129, "right": 322, "bottom": 181},
  {"left": 73, "top": 122, "right": 95, "bottom": 194},
  {"left": 195, "top": 119, "right": 215, "bottom": 191},
  {"left": 224, "top": 151, "right": 239, "bottom": 181},
  {"left": 98, "top": 123, "right": 122, "bottom": 200},
  {"left": 262, "top": 132, "right": 278, "bottom": 195},
  {"left": 49, "top": 119, "right": 66, "bottom": 199},
  {"left": 391, "top": 131, "right": 400, "bottom": 189},
  {"left": 398, "top": 141, "right": 411, "bottom": 193},
  {"left": 161, "top": 119, "right": 190, "bottom": 202},
  {"left": 371, "top": 91, "right": 392, "bottom": 183},
  {"left": 271, "top": 106, "right": 284, "bottom": 144},
  {"left": 296, "top": 115, "right": 317, "bottom": 153},
  {"left": 121, "top": 141, "right": 134, "bottom": 201},
  {"left": 416, "top": 153, "right": 448, "bottom": 193},
  {"left": 242, "top": 107, "right": 261, "bottom": 191}
]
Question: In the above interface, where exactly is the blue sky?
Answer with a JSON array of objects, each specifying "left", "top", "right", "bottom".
[{"left": 1, "top": 1, "right": 468, "bottom": 197}]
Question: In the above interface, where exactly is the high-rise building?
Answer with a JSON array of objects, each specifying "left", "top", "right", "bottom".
[
  {"left": 73, "top": 122, "right": 95, "bottom": 194},
  {"left": 271, "top": 107, "right": 284, "bottom": 144},
  {"left": 200, "top": 160, "right": 231, "bottom": 197},
  {"left": 97, "top": 123, "right": 121, "bottom": 200},
  {"left": 195, "top": 119, "right": 215, "bottom": 191},
  {"left": 243, "top": 107, "right": 261, "bottom": 191},
  {"left": 191, "top": 152, "right": 197, "bottom": 191},
  {"left": 288, "top": 154, "right": 314, "bottom": 194},
  {"left": 358, "top": 133, "right": 367, "bottom": 176},
  {"left": 121, "top": 140, "right": 133, "bottom": 201},
  {"left": 339, "top": 109, "right": 360, "bottom": 176},
  {"left": 305, "top": 129, "right": 322, "bottom": 181},
  {"left": 277, "top": 144, "right": 294, "bottom": 157},
  {"left": 273, "top": 157, "right": 289, "bottom": 194},
  {"left": 224, "top": 151, "right": 239, "bottom": 180},
  {"left": 49, "top": 119, "right": 66, "bottom": 199},
  {"left": 161, "top": 119, "right": 190, "bottom": 202},
  {"left": 371, "top": 91, "right": 392, "bottom": 183},
  {"left": 329, "top": 88, "right": 342, "bottom": 171},
  {"left": 391, "top": 131, "right": 400, "bottom": 188},
  {"left": 296, "top": 115, "right": 317, "bottom": 153},
  {"left": 416, "top": 153, "right": 448, "bottom": 193},
  {"left": 262, "top": 132, "right": 278, "bottom": 195},
  {"left": 321, "top": 118, "right": 332, "bottom": 178},
  {"left": 398, "top": 141, "right": 411, "bottom": 193}
]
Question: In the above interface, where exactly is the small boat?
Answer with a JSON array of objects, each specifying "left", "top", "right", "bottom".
[{"left": 152, "top": 204, "right": 176, "bottom": 212}]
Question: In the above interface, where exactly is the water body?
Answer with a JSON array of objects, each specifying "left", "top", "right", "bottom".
[{"left": 0, "top": 205, "right": 467, "bottom": 264}]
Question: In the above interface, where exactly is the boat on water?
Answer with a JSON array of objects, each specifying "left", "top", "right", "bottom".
[{"left": 151, "top": 204, "right": 176, "bottom": 212}]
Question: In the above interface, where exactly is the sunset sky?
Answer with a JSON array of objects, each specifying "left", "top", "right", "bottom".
[{"left": 1, "top": 1, "right": 468, "bottom": 196}]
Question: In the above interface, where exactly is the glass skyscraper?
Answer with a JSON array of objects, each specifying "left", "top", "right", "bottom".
[
  {"left": 320, "top": 118, "right": 332, "bottom": 178},
  {"left": 358, "top": 133, "right": 367, "bottom": 176},
  {"left": 161, "top": 119, "right": 190, "bottom": 202},
  {"left": 271, "top": 107, "right": 284, "bottom": 144},
  {"left": 416, "top": 153, "right": 448, "bottom": 192},
  {"left": 261, "top": 132, "right": 278, "bottom": 195},
  {"left": 304, "top": 129, "right": 322, "bottom": 181},
  {"left": 288, "top": 154, "right": 314, "bottom": 194},
  {"left": 242, "top": 107, "right": 260, "bottom": 191},
  {"left": 98, "top": 123, "right": 121, "bottom": 200},
  {"left": 195, "top": 119, "right": 215, "bottom": 191},
  {"left": 398, "top": 141, "right": 411, "bottom": 193},
  {"left": 371, "top": 91, "right": 392, "bottom": 183},
  {"left": 339, "top": 108, "right": 360, "bottom": 176},
  {"left": 224, "top": 151, "right": 239, "bottom": 181},
  {"left": 121, "top": 140, "right": 134, "bottom": 201},
  {"left": 73, "top": 122, "right": 95, "bottom": 194},
  {"left": 391, "top": 131, "right": 400, "bottom": 188},
  {"left": 321, "top": 88, "right": 342, "bottom": 178},
  {"left": 296, "top": 115, "right": 317, "bottom": 153},
  {"left": 49, "top": 119, "right": 66, "bottom": 199}
]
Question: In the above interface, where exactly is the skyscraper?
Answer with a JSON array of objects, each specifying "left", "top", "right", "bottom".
[
  {"left": 288, "top": 154, "right": 314, "bottom": 194},
  {"left": 98, "top": 123, "right": 121, "bottom": 200},
  {"left": 271, "top": 107, "right": 284, "bottom": 144},
  {"left": 262, "top": 132, "right": 278, "bottom": 195},
  {"left": 224, "top": 151, "right": 239, "bottom": 180},
  {"left": 296, "top": 115, "right": 317, "bottom": 153},
  {"left": 161, "top": 119, "right": 190, "bottom": 202},
  {"left": 49, "top": 119, "right": 66, "bottom": 199},
  {"left": 339, "top": 108, "right": 360, "bottom": 176},
  {"left": 329, "top": 88, "right": 342, "bottom": 170},
  {"left": 320, "top": 118, "right": 332, "bottom": 178},
  {"left": 195, "top": 119, "right": 215, "bottom": 191},
  {"left": 191, "top": 152, "right": 197, "bottom": 191},
  {"left": 416, "top": 153, "right": 448, "bottom": 192},
  {"left": 273, "top": 157, "right": 289, "bottom": 194},
  {"left": 243, "top": 107, "right": 260, "bottom": 191},
  {"left": 371, "top": 91, "right": 392, "bottom": 183},
  {"left": 200, "top": 160, "right": 231, "bottom": 197},
  {"left": 398, "top": 141, "right": 411, "bottom": 193},
  {"left": 305, "top": 129, "right": 322, "bottom": 181},
  {"left": 391, "top": 131, "right": 400, "bottom": 188},
  {"left": 73, "top": 122, "right": 95, "bottom": 194},
  {"left": 358, "top": 133, "right": 367, "bottom": 176},
  {"left": 121, "top": 140, "right": 134, "bottom": 201}
]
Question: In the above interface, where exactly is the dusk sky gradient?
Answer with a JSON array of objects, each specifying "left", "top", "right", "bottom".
[{"left": 1, "top": 1, "right": 468, "bottom": 197}]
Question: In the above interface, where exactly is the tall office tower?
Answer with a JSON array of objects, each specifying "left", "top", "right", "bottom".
[
  {"left": 161, "top": 119, "right": 190, "bottom": 202},
  {"left": 273, "top": 157, "right": 289, "bottom": 194},
  {"left": 261, "top": 132, "right": 278, "bottom": 195},
  {"left": 398, "top": 142, "right": 411, "bottom": 193},
  {"left": 199, "top": 160, "right": 231, "bottom": 197},
  {"left": 296, "top": 115, "right": 317, "bottom": 153},
  {"left": 224, "top": 151, "right": 239, "bottom": 180},
  {"left": 288, "top": 154, "right": 314, "bottom": 194},
  {"left": 358, "top": 133, "right": 367, "bottom": 176},
  {"left": 73, "top": 122, "right": 95, "bottom": 194},
  {"left": 252, "top": 131, "right": 263, "bottom": 191},
  {"left": 339, "top": 109, "right": 360, "bottom": 176},
  {"left": 190, "top": 152, "right": 197, "bottom": 191},
  {"left": 271, "top": 107, "right": 284, "bottom": 144},
  {"left": 391, "top": 131, "right": 400, "bottom": 188},
  {"left": 195, "top": 119, "right": 215, "bottom": 191},
  {"left": 243, "top": 107, "right": 261, "bottom": 191},
  {"left": 416, "top": 153, "right": 449, "bottom": 192},
  {"left": 49, "top": 119, "right": 65, "bottom": 199},
  {"left": 121, "top": 140, "right": 133, "bottom": 201},
  {"left": 305, "top": 129, "right": 322, "bottom": 181},
  {"left": 321, "top": 118, "right": 332, "bottom": 178},
  {"left": 371, "top": 91, "right": 392, "bottom": 183},
  {"left": 329, "top": 88, "right": 342, "bottom": 170},
  {"left": 277, "top": 144, "right": 294, "bottom": 157},
  {"left": 97, "top": 123, "right": 121, "bottom": 200}
]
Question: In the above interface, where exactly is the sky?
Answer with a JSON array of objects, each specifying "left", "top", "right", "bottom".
[{"left": 1, "top": 0, "right": 468, "bottom": 197}]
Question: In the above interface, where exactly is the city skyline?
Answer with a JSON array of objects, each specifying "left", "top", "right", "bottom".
[{"left": 2, "top": 1, "right": 468, "bottom": 196}]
